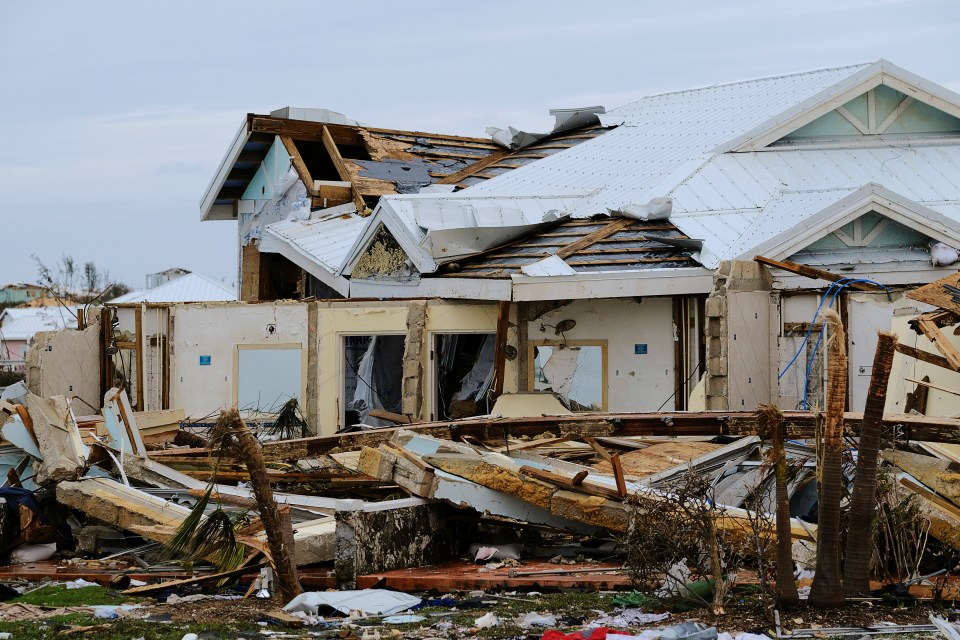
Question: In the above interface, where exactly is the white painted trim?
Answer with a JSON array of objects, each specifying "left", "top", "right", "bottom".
[
  {"left": 724, "top": 60, "right": 960, "bottom": 153},
  {"left": 772, "top": 264, "right": 957, "bottom": 290},
  {"left": 510, "top": 267, "right": 714, "bottom": 301},
  {"left": 743, "top": 184, "right": 960, "bottom": 262},
  {"left": 349, "top": 277, "right": 512, "bottom": 301},
  {"left": 201, "top": 118, "right": 251, "bottom": 221}
]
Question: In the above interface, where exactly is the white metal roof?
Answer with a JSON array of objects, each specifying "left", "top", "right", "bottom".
[
  {"left": 110, "top": 273, "right": 236, "bottom": 303},
  {"left": 355, "top": 60, "right": 960, "bottom": 276},
  {"left": 0, "top": 307, "right": 80, "bottom": 340},
  {"left": 260, "top": 206, "right": 366, "bottom": 295}
]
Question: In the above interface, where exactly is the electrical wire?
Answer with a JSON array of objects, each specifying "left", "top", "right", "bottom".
[{"left": 778, "top": 277, "right": 890, "bottom": 410}]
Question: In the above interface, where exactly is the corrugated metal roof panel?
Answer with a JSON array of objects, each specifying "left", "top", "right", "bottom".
[
  {"left": 263, "top": 210, "right": 368, "bottom": 274},
  {"left": 110, "top": 273, "right": 235, "bottom": 303}
]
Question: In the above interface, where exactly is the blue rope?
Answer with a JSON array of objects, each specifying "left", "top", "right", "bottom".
[{"left": 777, "top": 278, "right": 890, "bottom": 410}]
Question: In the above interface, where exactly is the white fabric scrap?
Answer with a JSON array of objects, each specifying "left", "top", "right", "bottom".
[
  {"left": 592, "top": 609, "right": 670, "bottom": 628},
  {"left": 930, "top": 242, "right": 960, "bottom": 267},
  {"left": 283, "top": 589, "right": 420, "bottom": 616}
]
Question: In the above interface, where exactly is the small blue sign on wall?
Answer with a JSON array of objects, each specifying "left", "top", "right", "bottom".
[
  {"left": 634, "top": 344, "right": 648, "bottom": 355},
  {"left": 199, "top": 355, "right": 212, "bottom": 366}
]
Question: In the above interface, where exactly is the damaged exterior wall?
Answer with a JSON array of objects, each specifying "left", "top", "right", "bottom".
[
  {"left": 525, "top": 298, "right": 680, "bottom": 412},
  {"left": 704, "top": 261, "right": 773, "bottom": 411},
  {"left": 316, "top": 300, "right": 508, "bottom": 432},
  {"left": 169, "top": 302, "right": 310, "bottom": 420},
  {"left": 26, "top": 310, "right": 101, "bottom": 411}
]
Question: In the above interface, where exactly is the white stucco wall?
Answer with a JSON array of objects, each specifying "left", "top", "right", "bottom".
[
  {"left": 170, "top": 302, "right": 309, "bottom": 420},
  {"left": 526, "top": 298, "right": 677, "bottom": 412}
]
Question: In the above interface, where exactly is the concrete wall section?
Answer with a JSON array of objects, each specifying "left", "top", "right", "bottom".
[
  {"left": 26, "top": 322, "right": 101, "bottom": 410},
  {"left": 170, "top": 302, "right": 309, "bottom": 420},
  {"left": 525, "top": 298, "right": 677, "bottom": 412}
]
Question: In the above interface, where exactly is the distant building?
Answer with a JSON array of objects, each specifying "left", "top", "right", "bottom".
[
  {"left": 0, "top": 284, "right": 48, "bottom": 305},
  {"left": 145, "top": 267, "right": 191, "bottom": 290},
  {"left": 0, "top": 306, "right": 79, "bottom": 372},
  {"left": 110, "top": 272, "right": 236, "bottom": 304}
]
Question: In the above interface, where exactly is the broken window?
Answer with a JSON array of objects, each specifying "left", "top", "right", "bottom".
[
  {"left": 530, "top": 341, "right": 606, "bottom": 411},
  {"left": 434, "top": 333, "right": 496, "bottom": 420},
  {"left": 343, "top": 335, "right": 405, "bottom": 427},
  {"left": 235, "top": 346, "right": 304, "bottom": 413}
]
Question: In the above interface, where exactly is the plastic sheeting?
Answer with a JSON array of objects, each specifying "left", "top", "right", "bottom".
[{"left": 283, "top": 589, "right": 420, "bottom": 616}]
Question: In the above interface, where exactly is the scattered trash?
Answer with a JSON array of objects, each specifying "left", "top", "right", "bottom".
[{"left": 474, "top": 612, "right": 500, "bottom": 628}]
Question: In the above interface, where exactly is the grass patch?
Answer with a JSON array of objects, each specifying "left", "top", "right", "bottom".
[
  {"left": 13, "top": 584, "right": 138, "bottom": 607},
  {"left": 0, "top": 619, "right": 264, "bottom": 640}
]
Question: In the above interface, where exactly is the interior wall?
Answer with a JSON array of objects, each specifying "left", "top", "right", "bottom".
[
  {"left": 170, "top": 302, "right": 309, "bottom": 421},
  {"left": 525, "top": 298, "right": 677, "bottom": 412},
  {"left": 886, "top": 300, "right": 960, "bottom": 417}
]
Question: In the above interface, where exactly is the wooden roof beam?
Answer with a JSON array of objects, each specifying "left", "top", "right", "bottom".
[
  {"left": 754, "top": 256, "right": 886, "bottom": 293},
  {"left": 555, "top": 218, "right": 636, "bottom": 259},
  {"left": 322, "top": 126, "right": 366, "bottom": 213}
]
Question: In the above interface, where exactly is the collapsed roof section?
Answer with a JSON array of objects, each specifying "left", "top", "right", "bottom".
[
  {"left": 201, "top": 108, "right": 503, "bottom": 222},
  {"left": 433, "top": 215, "right": 700, "bottom": 279}
]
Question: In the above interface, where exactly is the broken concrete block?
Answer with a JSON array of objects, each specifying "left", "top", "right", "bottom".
[
  {"left": 27, "top": 394, "right": 86, "bottom": 485},
  {"left": 334, "top": 500, "right": 474, "bottom": 589}
]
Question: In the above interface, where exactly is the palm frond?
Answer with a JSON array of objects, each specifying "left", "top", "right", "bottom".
[
  {"left": 265, "top": 398, "right": 307, "bottom": 440},
  {"left": 164, "top": 485, "right": 245, "bottom": 572}
]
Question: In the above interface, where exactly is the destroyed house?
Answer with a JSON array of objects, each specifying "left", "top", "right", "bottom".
[{"left": 77, "top": 60, "right": 960, "bottom": 434}]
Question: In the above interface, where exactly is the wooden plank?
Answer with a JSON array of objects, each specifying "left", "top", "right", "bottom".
[
  {"left": 491, "top": 301, "right": 510, "bottom": 401},
  {"left": 905, "top": 375, "right": 931, "bottom": 415},
  {"left": 566, "top": 257, "right": 695, "bottom": 266},
  {"left": 279, "top": 136, "right": 317, "bottom": 197},
  {"left": 754, "top": 255, "right": 886, "bottom": 292},
  {"left": 895, "top": 342, "right": 959, "bottom": 372},
  {"left": 610, "top": 453, "right": 627, "bottom": 498},
  {"left": 519, "top": 465, "right": 589, "bottom": 489},
  {"left": 135, "top": 305, "right": 144, "bottom": 411},
  {"left": 321, "top": 125, "right": 366, "bottom": 212},
  {"left": 584, "top": 436, "right": 613, "bottom": 463},
  {"left": 121, "top": 562, "right": 267, "bottom": 595},
  {"left": 438, "top": 150, "right": 510, "bottom": 184},
  {"left": 905, "top": 377, "right": 960, "bottom": 397},
  {"left": 368, "top": 409, "right": 411, "bottom": 424},
  {"left": 906, "top": 272, "right": 960, "bottom": 316},
  {"left": 915, "top": 318, "right": 960, "bottom": 370}
]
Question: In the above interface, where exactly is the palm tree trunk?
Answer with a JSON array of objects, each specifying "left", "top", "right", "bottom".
[
  {"left": 843, "top": 331, "right": 896, "bottom": 597},
  {"left": 759, "top": 404, "right": 799, "bottom": 608},
  {"left": 218, "top": 409, "right": 303, "bottom": 602},
  {"left": 809, "top": 310, "right": 847, "bottom": 609}
]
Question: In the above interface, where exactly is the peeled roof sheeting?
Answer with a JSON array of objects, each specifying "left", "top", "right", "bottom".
[{"left": 443, "top": 218, "right": 698, "bottom": 278}]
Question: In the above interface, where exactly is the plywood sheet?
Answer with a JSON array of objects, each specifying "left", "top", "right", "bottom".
[
  {"left": 907, "top": 272, "right": 960, "bottom": 316},
  {"left": 592, "top": 440, "right": 721, "bottom": 477}
]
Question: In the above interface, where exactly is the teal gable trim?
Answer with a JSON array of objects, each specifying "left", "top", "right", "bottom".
[{"left": 242, "top": 137, "right": 291, "bottom": 201}]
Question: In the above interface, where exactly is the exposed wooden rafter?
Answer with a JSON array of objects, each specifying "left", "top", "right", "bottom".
[{"left": 321, "top": 125, "right": 366, "bottom": 213}]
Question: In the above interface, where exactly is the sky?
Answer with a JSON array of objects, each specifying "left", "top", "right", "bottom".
[{"left": 1, "top": 1, "right": 958, "bottom": 291}]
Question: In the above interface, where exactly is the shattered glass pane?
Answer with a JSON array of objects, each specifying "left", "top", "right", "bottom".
[
  {"left": 343, "top": 335, "right": 405, "bottom": 427},
  {"left": 532, "top": 344, "right": 603, "bottom": 411}
]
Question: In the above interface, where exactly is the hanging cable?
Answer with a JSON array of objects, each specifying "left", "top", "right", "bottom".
[{"left": 777, "top": 277, "right": 890, "bottom": 410}]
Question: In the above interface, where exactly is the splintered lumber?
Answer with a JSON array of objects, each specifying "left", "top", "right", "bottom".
[
  {"left": 907, "top": 272, "right": 960, "bottom": 317},
  {"left": 593, "top": 440, "right": 721, "bottom": 478},
  {"left": 357, "top": 445, "right": 598, "bottom": 533},
  {"left": 405, "top": 437, "right": 815, "bottom": 544},
  {"left": 883, "top": 449, "right": 960, "bottom": 506},
  {"left": 896, "top": 475, "right": 960, "bottom": 551},
  {"left": 121, "top": 562, "right": 268, "bottom": 595},
  {"left": 895, "top": 343, "right": 958, "bottom": 372},
  {"left": 240, "top": 412, "right": 960, "bottom": 460},
  {"left": 913, "top": 316, "right": 960, "bottom": 371}
]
